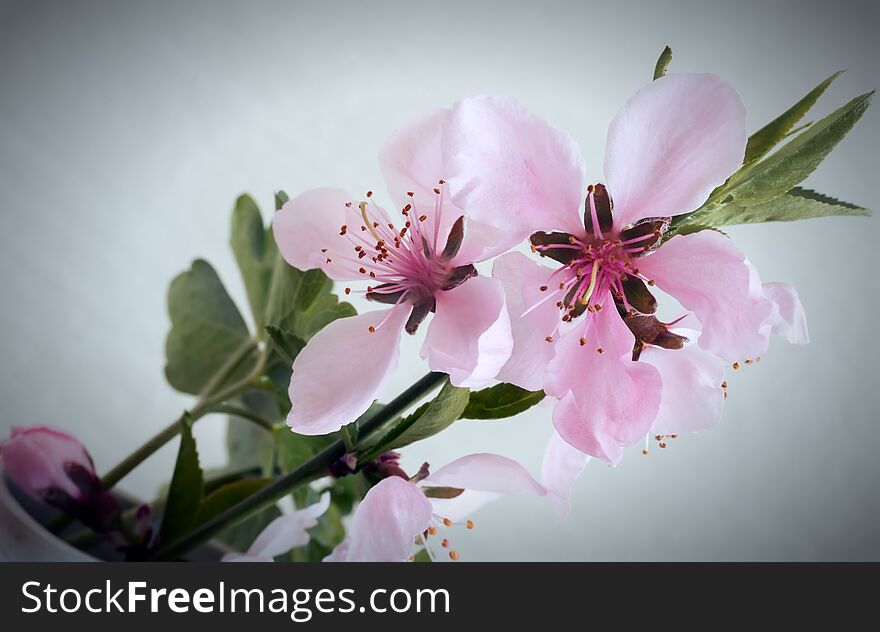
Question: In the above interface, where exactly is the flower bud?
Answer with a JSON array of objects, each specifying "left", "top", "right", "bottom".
[{"left": 1, "top": 426, "right": 119, "bottom": 532}]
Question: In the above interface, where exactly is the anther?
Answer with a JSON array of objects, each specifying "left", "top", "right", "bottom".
[
  {"left": 545, "top": 336, "right": 554, "bottom": 343},
  {"left": 344, "top": 288, "right": 351, "bottom": 295},
  {"left": 443, "top": 518, "right": 453, "bottom": 527},
  {"left": 466, "top": 520, "right": 474, "bottom": 529},
  {"left": 540, "top": 285, "right": 548, "bottom": 291},
  {"left": 419, "top": 214, "right": 428, "bottom": 222},
  {"left": 449, "top": 551, "right": 459, "bottom": 561},
  {"left": 428, "top": 526, "right": 437, "bottom": 536},
  {"left": 596, "top": 347, "right": 604, "bottom": 354},
  {"left": 441, "top": 539, "right": 449, "bottom": 548},
  {"left": 406, "top": 191, "right": 414, "bottom": 197},
  {"left": 368, "top": 326, "right": 376, "bottom": 333},
  {"left": 732, "top": 362, "right": 740, "bottom": 370},
  {"left": 366, "top": 191, "right": 373, "bottom": 197},
  {"left": 579, "top": 338, "right": 587, "bottom": 346},
  {"left": 433, "top": 188, "right": 441, "bottom": 194}
]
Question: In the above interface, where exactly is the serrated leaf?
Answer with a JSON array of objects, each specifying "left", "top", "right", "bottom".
[
  {"left": 158, "top": 414, "right": 204, "bottom": 546},
  {"left": 365, "top": 380, "right": 470, "bottom": 453},
  {"left": 653, "top": 46, "right": 672, "bottom": 80},
  {"left": 461, "top": 383, "right": 545, "bottom": 420},
  {"left": 744, "top": 72, "right": 843, "bottom": 164},
  {"left": 230, "top": 194, "right": 278, "bottom": 332},
  {"left": 164, "top": 259, "right": 259, "bottom": 396},
  {"left": 696, "top": 187, "right": 869, "bottom": 226},
  {"left": 722, "top": 91, "right": 873, "bottom": 206},
  {"left": 196, "top": 478, "right": 270, "bottom": 527}
]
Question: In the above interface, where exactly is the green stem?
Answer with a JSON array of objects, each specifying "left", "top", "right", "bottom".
[{"left": 149, "top": 371, "right": 446, "bottom": 561}]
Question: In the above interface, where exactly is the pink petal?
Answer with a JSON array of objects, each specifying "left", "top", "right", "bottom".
[
  {"left": 328, "top": 476, "right": 433, "bottom": 562},
  {"left": 427, "top": 490, "right": 499, "bottom": 524},
  {"left": 542, "top": 431, "right": 590, "bottom": 520},
  {"left": 0, "top": 426, "right": 95, "bottom": 500},
  {"left": 274, "top": 188, "right": 391, "bottom": 281},
  {"left": 545, "top": 304, "right": 662, "bottom": 465},
  {"left": 640, "top": 344, "right": 726, "bottom": 436},
  {"left": 605, "top": 74, "right": 747, "bottom": 229},
  {"left": 637, "top": 230, "right": 776, "bottom": 361},
  {"left": 444, "top": 95, "right": 586, "bottom": 236},
  {"left": 492, "top": 252, "right": 560, "bottom": 391},
  {"left": 763, "top": 282, "right": 809, "bottom": 345},
  {"left": 378, "top": 106, "right": 523, "bottom": 264},
  {"left": 420, "top": 276, "right": 512, "bottom": 388},
  {"left": 287, "top": 306, "right": 408, "bottom": 435},
  {"left": 424, "top": 453, "right": 547, "bottom": 496},
  {"left": 244, "top": 493, "right": 331, "bottom": 560}
]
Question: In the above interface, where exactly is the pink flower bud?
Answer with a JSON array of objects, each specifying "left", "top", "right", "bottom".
[{"left": 1, "top": 426, "right": 96, "bottom": 502}]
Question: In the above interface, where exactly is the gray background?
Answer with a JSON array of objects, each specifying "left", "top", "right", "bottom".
[{"left": 1, "top": 0, "right": 877, "bottom": 560}]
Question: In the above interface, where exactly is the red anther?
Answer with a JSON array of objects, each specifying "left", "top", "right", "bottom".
[
  {"left": 366, "top": 191, "right": 373, "bottom": 197},
  {"left": 407, "top": 191, "right": 415, "bottom": 197},
  {"left": 438, "top": 179, "right": 445, "bottom": 184},
  {"left": 545, "top": 336, "right": 554, "bottom": 343},
  {"left": 441, "top": 539, "right": 449, "bottom": 548},
  {"left": 579, "top": 338, "right": 587, "bottom": 346},
  {"left": 596, "top": 347, "right": 604, "bottom": 354},
  {"left": 344, "top": 288, "right": 351, "bottom": 295},
  {"left": 419, "top": 214, "right": 428, "bottom": 222},
  {"left": 368, "top": 326, "right": 376, "bottom": 333},
  {"left": 732, "top": 362, "right": 740, "bottom": 370},
  {"left": 433, "top": 188, "right": 441, "bottom": 194},
  {"left": 539, "top": 285, "right": 548, "bottom": 291}
]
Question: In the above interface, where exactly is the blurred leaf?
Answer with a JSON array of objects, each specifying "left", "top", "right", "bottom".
[
  {"left": 230, "top": 194, "right": 278, "bottom": 332},
  {"left": 275, "top": 427, "right": 332, "bottom": 474},
  {"left": 196, "top": 478, "right": 270, "bottom": 527},
  {"left": 461, "top": 383, "right": 545, "bottom": 420},
  {"left": 158, "top": 414, "right": 204, "bottom": 546},
  {"left": 226, "top": 399, "right": 276, "bottom": 478},
  {"left": 653, "top": 45, "right": 672, "bottom": 80},
  {"left": 412, "top": 549, "right": 432, "bottom": 563},
  {"left": 744, "top": 71, "right": 842, "bottom": 164},
  {"left": 721, "top": 91, "right": 873, "bottom": 206},
  {"left": 216, "top": 505, "right": 282, "bottom": 552},
  {"left": 164, "top": 259, "right": 259, "bottom": 395},
  {"left": 265, "top": 325, "right": 306, "bottom": 365}
]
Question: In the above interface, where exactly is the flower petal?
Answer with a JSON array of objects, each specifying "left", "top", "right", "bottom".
[
  {"left": 424, "top": 453, "right": 547, "bottom": 496},
  {"left": 637, "top": 230, "right": 776, "bottom": 361},
  {"left": 420, "top": 276, "right": 512, "bottom": 388},
  {"left": 244, "top": 493, "right": 331, "bottom": 560},
  {"left": 546, "top": 303, "right": 662, "bottom": 465},
  {"left": 329, "top": 476, "right": 433, "bottom": 562},
  {"left": 542, "top": 431, "right": 590, "bottom": 520},
  {"left": 274, "top": 188, "right": 392, "bottom": 281},
  {"left": 287, "top": 306, "right": 408, "bottom": 435},
  {"left": 378, "top": 106, "right": 523, "bottom": 264},
  {"left": 640, "top": 344, "right": 726, "bottom": 436},
  {"left": 492, "top": 252, "right": 560, "bottom": 391},
  {"left": 763, "top": 282, "right": 809, "bottom": 345},
  {"left": 427, "top": 490, "right": 499, "bottom": 524},
  {"left": 444, "top": 95, "right": 586, "bottom": 236},
  {"left": 605, "top": 74, "right": 747, "bottom": 229}
]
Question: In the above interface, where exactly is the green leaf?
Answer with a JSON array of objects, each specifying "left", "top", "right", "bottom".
[
  {"left": 230, "top": 194, "right": 278, "bottom": 332},
  {"left": 196, "top": 478, "right": 270, "bottom": 526},
  {"left": 164, "top": 259, "right": 259, "bottom": 396},
  {"left": 215, "top": 505, "right": 282, "bottom": 552},
  {"left": 461, "top": 383, "right": 545, "bottom": 420},
  {"left": 226, "top": 397, "right": 276, "bottom": 477},
  {"left": 275, "top": 427, "right": 333, "bottom": 474},
  {"left": 722, "top": 91, "right": 873, "bottom": 206},
  {"left": 265, "top": 325, "right": 306, "bottom": 365},
  {"left": 653, "top": 45, "right": 672, "bottom": 80},
  {"left": 265, "top": 256, "right": 356, "bottom": 341},
  {"left": 158, "top": 414, "right": 204, "bottom": 546},
  {"left": 364, "top": 380, "right": 470, "bottom": 454},
  {"left": 744, "top": 72, "right": 842, "bottom": 164},
  {"left": 412, "top": 548, "right": 432, "bottom": 563},
  {"left": 694, "top": 187, "right": 869, "bottom": 227}
]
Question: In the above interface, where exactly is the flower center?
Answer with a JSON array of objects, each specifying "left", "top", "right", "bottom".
[{"left": 334, "top": 183, "right": 477, "bottom": 334}]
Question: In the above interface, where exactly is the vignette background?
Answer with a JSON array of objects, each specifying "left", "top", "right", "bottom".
[{"left": 1, "top": 0, "right": 877, "bottom": 560}]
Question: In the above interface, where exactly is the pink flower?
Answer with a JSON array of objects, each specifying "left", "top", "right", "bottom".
[
  {"left": 222, "top": 493, "right": 331, "bottom": 562},
  {"left": 274, "top": 105, "right": 521, "bottom": 436},
  {"left": 1, "top": 426, "right": 119, "bottom": 531},
  {"left": 442, "top": 76, "right": 808, "bottom": 465},
  {"left": 324, "top": 453, "right": 546, "bottom": 562}
]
